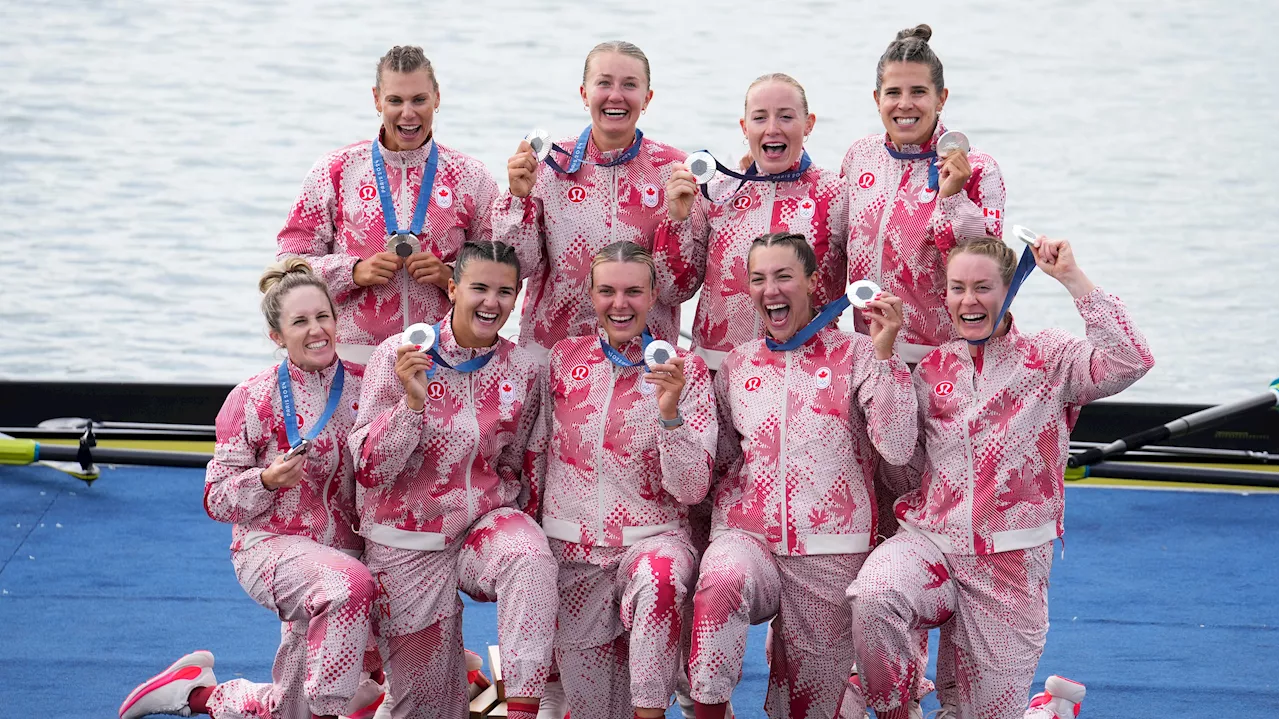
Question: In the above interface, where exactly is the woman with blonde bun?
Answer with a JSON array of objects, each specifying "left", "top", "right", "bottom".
[{"left": 120, "top": 259, "right": 383, "bottom": 719}]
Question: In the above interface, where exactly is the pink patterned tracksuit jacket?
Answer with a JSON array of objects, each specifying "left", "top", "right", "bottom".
[
  {"left": 850, "top": 289, "right": 1154, "bottom": 719},
  {"left": 203, "top": 359, "right": 377, "bottom": 719},
  {"left": 490, "top": 133, "right": 703, "bottom": 362},
  {"left": 277, "top": 134, "right": 499, "bottom": 354},
  {"left": 349, "top": 319, "right": 557, "bottom": 717},
  {"left": 689, "top": 327, "right": 917, "bottom": 719},
  {"left": 531, "top": 331, "right": 717, "bottom": 717},
  {"left": 842, "top": 124, "right": 1006, "bottom": 363},
  {"left": 654, "top": 164, "right": 849, "bottom": 371}
]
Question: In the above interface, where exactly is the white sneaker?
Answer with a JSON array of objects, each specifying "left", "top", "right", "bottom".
[
  {"left": 118, "top": 650, "right": 217, "bottom": 719},
  {"left": 341, "top": 676, "right": 387, "bottom": 719},
  {"left": 537, "top": 678, "right": 566, "bottom": 719},
  {"left": 1028, "top": 675, "right": 1086, "bottom": 719},
  {"left": 926, "top": 704, "right": 958, "bottom": 719}
]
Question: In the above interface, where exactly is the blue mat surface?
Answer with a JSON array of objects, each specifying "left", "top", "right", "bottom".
[{"left": 0, "top": 464, "right": 1275, "bottom": 718}]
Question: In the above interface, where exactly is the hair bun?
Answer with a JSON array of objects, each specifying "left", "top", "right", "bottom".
[
  {"left": 258, "top": 257, "right": 315, "bottom": 294},
  {"left": 895, "top": 23, "right": 932, "bottom": 43}
]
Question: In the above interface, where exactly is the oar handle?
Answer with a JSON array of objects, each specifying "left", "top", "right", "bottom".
[{"left": 1068, "top": 391, "right": 1278, "bottom": 468}]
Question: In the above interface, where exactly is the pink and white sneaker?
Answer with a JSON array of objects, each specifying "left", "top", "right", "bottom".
[
  {"left": 1028, "top": 675, "right": 1086, "bottom": 718},
  {"left": 341, "top": 675, "right": 387, "bottom": 719},
  {"left": 118, "top": 650, "right": 217, "bottom": 719}
]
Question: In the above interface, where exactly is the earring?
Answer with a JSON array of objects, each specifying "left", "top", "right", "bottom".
[
  {"left": 742, "top": 137, "right": 748, "bottom": 145},
  {"left": 641, "top": 108, "right": 646, "bottom": 115}
]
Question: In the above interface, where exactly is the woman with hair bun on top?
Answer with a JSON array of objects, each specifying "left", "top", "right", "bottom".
[
  {"left": 278, "top": 45, "right": 499, "bottom": 365},
  {"left": 657, "top": 73, "right": 847, "bottom": 373},
  {"left": 119, "top": 259, "right": 382, "bottom": 719},
  {"left": 843, "top": 24, "right": 1006, "bottom": 363},
  {"left": 494, "top": 41, "right": 702, "bottom": 365},
  {"left": 849, "top": 236, "right": 1153, "bottom": 719}
]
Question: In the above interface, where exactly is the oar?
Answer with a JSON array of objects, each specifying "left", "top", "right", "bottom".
[
  {"left": 1068, "top": 441, "right": 1277, "bottom": 464},
  {"left": 1069, "top": 461, "right": 1277, "bottom": 489},
  {"left": 0, "top": 427, "right": 215, "bottom": 442},
  {"left": 36, "top": 418, "right": 216, "bottom": 434},
  {"left": 0, "top": 437, "right": 212, "bottom": 485},
  {"left": 1067, "top": 391, "right": 1278, "bottom": 468}
]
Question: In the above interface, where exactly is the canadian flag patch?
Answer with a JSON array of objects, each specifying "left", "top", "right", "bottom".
[
  {"left": 796, "top": 197, "right": 816, "bottom": 219},
  {"left": 499, "top": 379, "right": 516, "bottom": 405},
  {"left": 434, "top": 185, "right": 453, "bottom": 209},
  {"left": 641, "top": 183, "right": 660, "bottom": 208},
  {"left": 815, "top": 366, "right": 832, "bottom": 389}
]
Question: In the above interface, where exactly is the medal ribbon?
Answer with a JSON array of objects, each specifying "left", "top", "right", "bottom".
[
  {"left": 884, "top": 144, "right": 940, "bottom": 192},
  {"left": 278, "top": 361, "right": 346, "bottom": 449},
  {"left": 544, "top": 126, "right": 643, "bottom": 174},
  {"left": 968, "top": 246, "right": 1038, "bottom": 345},
  {"left": 694, "top": 150, "right": 813, "bottom": 203},
  {"left": 599, "top": 329, "right": 655, "bottom": 369},
  {"left": 765, "top": 297, "right": 849, "bottom": 352},
  {"left": 425, "top": 322, "right": 497, "bottom": 377},
  {"left": 370, "top": 139, "right": 439, "bottom": 238}
]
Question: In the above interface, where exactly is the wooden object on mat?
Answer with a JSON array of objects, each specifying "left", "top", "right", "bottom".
[
  {"left": 487, "top": 644, "right": 506, "bottom": 701},
  {"left": 468, "top": 684, "right": 499, "bottom": 719}
]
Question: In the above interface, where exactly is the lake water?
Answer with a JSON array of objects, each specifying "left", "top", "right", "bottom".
[{"left": 1, "top": 0, "right": 1276, "bottom": 403}]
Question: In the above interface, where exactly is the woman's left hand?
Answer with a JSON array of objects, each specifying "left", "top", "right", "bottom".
[
  {"left": 936, "top": 150, "right": 972, "bottom": 198},
  {"left": 645, "top": 356, "right": 686, "bottom": 423},
  {"left": 862, "top": 293, "right": 904, "bottom": 361}
]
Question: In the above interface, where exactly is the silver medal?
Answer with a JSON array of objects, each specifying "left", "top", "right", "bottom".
[
  {"left": 685, "top": 151, "right": 717, "bottom": 185},
  {"left": 526, "top": 128, "right": 553, "bottom": 162},
  {"left": 1008, "top": 225, "right": 1040, "bottom": 247},
  {"left": 936, "top": 130, "right": 970, "bottom": 158},
  {"left": 401, "top": 322, "right": 437, "bottom": 352},
  {"left": 848, "top": 279, "right": 883, "bottom": 310},
  {"left": 644, "top": 339, "right": 677, "bottom": 369},
  {"left": 387, "top": 233, "right": 421, "bottom": 258}
]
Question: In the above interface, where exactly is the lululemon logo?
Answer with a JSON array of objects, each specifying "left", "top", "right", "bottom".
[
  {"left": 857, "top": 172, "right": 876, "bottom": 189},
  {"left": 358, "top": 184, "right": 377, "bottom": 201},
  {"left": 732, "top": 195, "right": 753, "bottom": 211},
  {"left": 744, "top": 376, "right": 762, "bottom": 392},
  {"left": 934, "top": 381, "right": 955, "bottom": 397},
  {"left": 567, "top": 186, "right": 587, "bottom": 204},
  {"left": 570, "top": 364, "right": 590, "bottom": 381},
  {"left": 426, "top": 381, "right": 447, "bottom": 401}
]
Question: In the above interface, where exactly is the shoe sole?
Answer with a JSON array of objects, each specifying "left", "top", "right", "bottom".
[{"left": 118, "top": 650, "right": 214, "bottom": 718}]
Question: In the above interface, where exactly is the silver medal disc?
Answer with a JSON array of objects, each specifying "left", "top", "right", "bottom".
[
  {"left": 686, "top": 151, "right": 718, "bottom": 185},
  {"left": 848, "top": 279, "right": 883, "bottom": 310},
  {"left": 526, "top": 128, "right": 552, "bottom": 162},
  {"left": 644, "top": 339, "right": 677, "bottom": 369},
  {"left": 401, "top": 322, "right": 437, "bottom": 353},
  {"left": 1008, "top": 225, "right": 1040, "bottom": 247},
  {"left": 936, "top": 130, "right": 970, "bottom": 158},
  {"left": 387, "top": 233, "right": 421, "bottom": 258}
]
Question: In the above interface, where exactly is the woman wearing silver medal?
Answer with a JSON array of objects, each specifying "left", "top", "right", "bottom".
[{"left": 278, "top": 46, "right": 499, "bottom": 365}]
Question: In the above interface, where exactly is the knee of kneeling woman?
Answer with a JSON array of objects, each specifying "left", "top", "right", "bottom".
[
  {"left": 692, "top": 566, "right": 749, "bottom": 614},
  {"left": 847, "top": 575, "right": 906, "bottom": 620},
  {"left": 338, "top": 561, "right": 377, "bottom": 610}
]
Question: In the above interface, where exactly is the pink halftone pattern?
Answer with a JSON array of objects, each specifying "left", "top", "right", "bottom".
[
  {"left": 711, "top": 327, "right": 917, "bottom": 556},
  {"left": 841, "top": 124, "right": 1006, "bottom": 349},
  {"left": 204, "top": 359, "right": 364, "bottom": 554},
  {"left": 653, "top": 163, "right": 848, "bottom": 369},
  {"left": 210, "top": 535, "right": 376, "bottom": 718},
  {"left": 277, "top": 136, "right": 499, "bottom": 347},
  {"left": 849, "top": 532, "right": 1055, "bottom": 719},
  {"left": 549, "top": 533, "right": 697, "bottom": 715},
  {"left": 491, "top": 134, "right": 700, "bottom": 354}
]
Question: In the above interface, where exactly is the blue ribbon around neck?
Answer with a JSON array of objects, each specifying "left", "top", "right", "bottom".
[
  {"left": 968, "top": 246, "right": 1038, "bottom": 345},
  {"left": 425, "top": 322, "right": 496, "bottom": 377},
  {"left": 695, "top": 150, "right": 813, "bottom": 204},
  {"left": 884, "top": 144, "right": 940, "bottom": 192},
  {"left": 764, "top": 296, "right": 849, "bottom": 352},
  {"left": 370, "top": 139, "right": 439, "bottom": 239},
  {"left": 599, "top": 329, "right": 655, "bottom": 369},
  {"left": 277, "top": 361, "right": 345, "bottom": 449},
  {"left": 544, "top": 126, "right": 643, "bottom": 174}
]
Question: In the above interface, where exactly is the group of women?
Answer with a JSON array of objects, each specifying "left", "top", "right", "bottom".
[{"left": 119, "top": 24, "right": 1155, "bottom": 719}]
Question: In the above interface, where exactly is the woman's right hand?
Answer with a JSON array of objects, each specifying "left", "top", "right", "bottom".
[
  {"left": 507, "top": 140, "right": 539, "bottom": 198},
  {"left": 261, "top": 452, "right": 305, "bottom": 491},
  {"left": 665, "top": 165, "right": 697, "bottom": 222},
  {"left": 395, "top": 344, "right": 434, "bottom": 411},
  {"left": 354, "top": 252, "right": 402, "bottom": 287}
]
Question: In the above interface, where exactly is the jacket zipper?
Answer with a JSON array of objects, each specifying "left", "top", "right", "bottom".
[
  {"left": 595, "top": 364, "right": 616, "bottom": 540},
  {"left": 462, "top": 371, "right": 479, "bottom": 522},
  {"left": 609, "top": 165, "right": 619, "bottom": 243},
  {"left": 871, "top": 157, "right": 906, "bottom": 284},
  {"left": 778, "top": 351, "right": 792, "bottom": 553},
  {"left": 959, "top": 353, "right": 980, "bottom": 548}
]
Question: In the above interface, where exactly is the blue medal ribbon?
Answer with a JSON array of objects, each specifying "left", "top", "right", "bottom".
[
  {"left": 370, "top": 139, "right": 439, "bottom": 240},
  {"left": 884, "top": 144, "right": 940, "bottom": 192},
  {"left": 968, "top": 246, "right": 1038, "bottom": 345},
  {"left": 278, "top": 361, "right": 346, "bottom": 449},
  {"left": 695, "top": 150, "right": 813, "bottom": 204},
  {"left": 599, "top": 329, "right": 655, "bottom": 369},
  {"left": 764, "top": 296, "right": 849, "bottom": 352},
  {"left": 425, "top": 322, "right": 496, "bottom": 377},
  {"left": 544, "top": 126, "right": 644, "bottom": 174}
]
